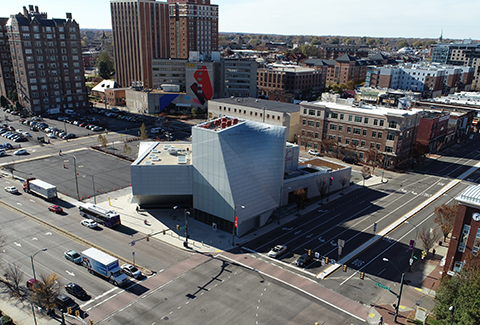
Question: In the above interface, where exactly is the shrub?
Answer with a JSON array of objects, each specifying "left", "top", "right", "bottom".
[{"left": 1, "top": 315, "right": 13, "bottom": 325}]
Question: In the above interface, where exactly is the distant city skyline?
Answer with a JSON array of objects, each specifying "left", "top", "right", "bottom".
[{"left": 2, "top": 0, "right": 480, "bottom": 40}]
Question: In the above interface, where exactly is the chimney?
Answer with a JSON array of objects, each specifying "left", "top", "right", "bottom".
[
  {"left": 66, "top": 12, "right": 72, "bottom": 19},
  {"left": 34, "top": 5, "right": 39, "bottom": 13},
  {"left": 29, "top": 5, "right": 34, "bottom": 12},
  {"left": 23, "top": 6, "right": 28, "bottom": 17}
]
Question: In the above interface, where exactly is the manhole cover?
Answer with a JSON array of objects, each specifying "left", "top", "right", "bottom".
[
  {"left": 163, "top": 316, "right": 169, "bottom": 320},
  {"left": 200, "top": 309, "right": 206, "bottom": 313}
]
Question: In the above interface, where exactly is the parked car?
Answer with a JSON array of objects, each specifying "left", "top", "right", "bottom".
[
  {"left": 4, "top": 143, "right": 13, "bottom": 149},
  {"left": 295, "top": 253, "right": 313, "bottom": 267},
  {"left": 48, "top": 205, "right": 63, "bottom": 213},
  {"left": 46, "top": 133, "right": 56, "bottom": 138},
  {"left": 26, "top": 278, "right": 40, "bottom": 291},
  {"left": 64, "top": 250, "right": 82, "bottom": 264},
  {"left": 14, "top": 149, "right": 27, "bottom": 155},
  {"left": 5, "top": 186, "right": 18, "bottom": 194},
  {"left": 81, "top": 219, "right": 97, "bottom": 229},
  {"left": 65, "top": 283, "right": 88, "bottom": 299},
  {"left": 308, "top": 149, "right": 320, "bottom": 156},
  {"left": 121, "top": 264, "right": 142, "bottom": 279},
  {"left": 268, "top": 245, "right": 287, "bottom": 258},
  {"left": 342, "top": 157, "right": 356, "bottom": 164}
]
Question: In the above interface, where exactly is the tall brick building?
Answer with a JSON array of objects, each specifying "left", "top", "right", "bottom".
[
  {"left": 111, "top": 0, "right": 218, "bottom": 88},
  {"left": 3, "top": 5, "right": 87, "bottom": 114},
  {"left": 0, "top": 18, "right": 15, "bottom": 100}
]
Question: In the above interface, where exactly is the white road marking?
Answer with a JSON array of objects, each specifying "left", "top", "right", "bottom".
[
  {"left": 32, "top": 237, "right": 37, "bottom": 241},
  {"left": 14, "top": 242, "right": 21, "bottom": 247},
  {"left": 66, "top": 271, "right": 75, "bottom": 276}
]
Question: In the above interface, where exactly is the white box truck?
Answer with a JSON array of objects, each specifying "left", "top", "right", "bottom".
[
  {"left": 81, "top": 248, "right": 129, "bottom": 286},
  {"left": 23, "top": 178, "right": 57, "bottom": 201}
]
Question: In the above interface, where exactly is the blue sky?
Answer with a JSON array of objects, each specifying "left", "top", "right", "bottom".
[{"left": 2, "top": 0, "right": 479, "bottom": 40}]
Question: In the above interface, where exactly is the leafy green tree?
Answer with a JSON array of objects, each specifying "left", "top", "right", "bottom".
[
  {"left": 7, "top": 89, "right": 17, "bottom": 102},
  {"left": 330, "top": 37, "right": 340, "bottom": 44},
  {"left": 396, "top": 40, "right": 410, "bottom": 49},
  {"left": 96, "top": 51, "right": 114, "bottom": 79},
  {"left": 366, "top": 38, "right": 376, "bottom": 47},
  {"left": 433, "top": 265, "right": 480, "bottom": 324}
]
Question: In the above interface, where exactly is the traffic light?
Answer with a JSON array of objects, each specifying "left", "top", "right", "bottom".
[
  {"left": 163, "top": 229, "right": 166, "bottom": 235},
  {"left": 176, "top": 225, "right": 180, "bottom": 231},
  {"left": 343, "top": 264, "right": 347, "bottom": 272},
  {"left": 360, "top": 272, "right": 365, "bottom": 280},
  {"left": 67, "top": 307, "right": 72, "bottom": 315},
  {"left": 325, "top": 257, "right": 329, "bottom": 264},
  {"left": 308, "top": 249, "right": 311, "bottom": 256},
  {"left": 146, "top": 234, "right": 149, "bottom": 242},
  {"left": 75, "top": 310, "right": 80, "bottom": 317}
]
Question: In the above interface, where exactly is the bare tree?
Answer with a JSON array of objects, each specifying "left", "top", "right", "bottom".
[
  {"left": 97, "top": 134, "right": 107, "bottom": 148},
  {"left": 30, "top": 273, "right": 61, "bottom": 311},
  {"left": 4, "top": 263, "right": 24, "bottom": 297},
  {"left": 434, "top": 203, "right": 457, "bottom": 242},
  {"left": 123, "top": 143, "right": 132, "bottom": 155},
  {"left": 339, "top": 174, "right": 349, "bottom": 194},
  {"left": 293, "top": 188, "right": 306, "bottom": 211},
  {"left": 316, "top": 178, "right": 328, "bottom": 203},
  {"left": 361, "top": 166, "right": 371, "bottom": 186},
  {"left": 418, "top": 226, "right": 441, "bottom": 255},
  {"left": 140, "top": 123, "right": 148, "bottom": 140}
]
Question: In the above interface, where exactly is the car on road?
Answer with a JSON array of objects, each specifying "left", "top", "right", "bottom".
[
  {"left": 81, "top": 219, "right": 97, "bottom": 229},
  {"left": 295, "top": 253, "right": 313, "bottom": 267},
  {"left": 65, "top": 283, "right": 88, "bottom": 299},
  {"left": 268, "top": 245, "right": 287, "bottom": 258},
  {"left": 308, "top": 149, "right": 320, "bottom": 156},
  {"left": 121, "top": 264, "right": 142, "bottom": 279},
  {"left": 5, "top": 186, "right": 18, "bottom": 194},
  {"left": 55, "top": 294, "right": 79, "bottom": 313},
  {"left": 26, "top": 278, "right": 40, "bottom": 291},
  {"left": 64, "top": 250, "right": 82, "bottom": 264},
  {"left": 48, "top": 205, "right": 63, "bottom": 213},
  {"left": 14, "top": 149, "right": 27, "bottom": 155}
]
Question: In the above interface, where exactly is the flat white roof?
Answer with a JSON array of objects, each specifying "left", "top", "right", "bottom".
[
  {"left": 309, "top": 101, "right": 417, "bottom": 117},
  {"left": 136, "top": 142, "right": 193, "bottom": 166}
]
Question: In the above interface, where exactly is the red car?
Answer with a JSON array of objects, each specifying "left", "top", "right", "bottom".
[{"left": 48, "top": 205, "right": 63, "bottom": 213}]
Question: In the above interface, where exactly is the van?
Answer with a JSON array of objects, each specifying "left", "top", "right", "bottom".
[{"left": 65, "top": 109, "right": 75, "bottom": 115}]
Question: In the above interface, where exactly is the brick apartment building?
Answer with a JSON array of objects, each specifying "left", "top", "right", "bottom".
[
  {"left": 0, "top": 18, "right": 15, "bottom": 100},
  {"left": 444, "top": 185, "right": 480, "bottom": 276},
  {"left": 3, "top": 5, "right": 88, "bottom": 114},
  {"left": 302, "top": 53, "right": 397, "bottom": 87},
  {"left": 431, "top": 39, "right": 480, "bottom": 90},
  {"left": 257, "top": 65, "right": 323, "bottom": 103},
  {"left": 111, "top": 0, "right": 218, "bottom": 88},
  {"left": 366, "top": 63, "right": 474, "bottom": 98},
  {"left": 299, "top": 98, "right": 421, "bottom": 168}
]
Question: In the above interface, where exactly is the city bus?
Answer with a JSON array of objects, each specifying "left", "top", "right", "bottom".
[{"left": 78, "top": 203, "right": 121, "bottom": 228}]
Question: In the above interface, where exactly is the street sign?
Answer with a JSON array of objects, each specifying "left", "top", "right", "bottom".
[
  {"left": 408, "top": 240, "right": 415, "bottom": 251},
  {"left": 376, "top": 283, "right": 390, "bottom": 291},
  {"left": 314, "top": 252, "right": 320, "bottom": 259},
  {"left": 338, "top": 239, "right": 345, "bottom": 247}
]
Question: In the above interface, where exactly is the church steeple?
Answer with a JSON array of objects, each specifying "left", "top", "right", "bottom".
[{"left": 438, "top": 29, "right": 443, "bottom": 43}]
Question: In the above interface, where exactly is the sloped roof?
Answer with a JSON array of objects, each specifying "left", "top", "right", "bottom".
[
  {"left": 457, "top": 185, "right": 480, "bottom": 207},
  {"left": 336, "top": 54, "right": 357, "bottom": 62},
  {"left": 370, "top": 52, "right": 389, "bottom": 61},
  {"left": 92, "top": 80, "right": 119, "bottom": 93}
]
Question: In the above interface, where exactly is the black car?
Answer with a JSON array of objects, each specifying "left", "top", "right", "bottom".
[
  {"left": 65, "top": 283, "right": 88, "bottom": 299},
  {"left": 55, "top": 294, "right": 80, "bottom": 312},
  {"left": 295, "top": 253, "right": 313, "bottom": 268},
  {"left": 342, "top": 157, "right": 356, "bottom": 164}
]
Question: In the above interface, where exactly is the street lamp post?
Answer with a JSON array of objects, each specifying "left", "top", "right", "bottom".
[
  {"left": 383, "top": 258, "right": 405, "bottom": 323},
  {"left": 73, "top": 156, "right": 79, "bottom": 200},
  {"left": 83, "top": 174, "right": 96, "bottom": 204},
  {"left": 30, "top": 248, "right": 47, "bottom": 325},
  {"left": 232, "top": 205, "right": 244, "bottom": 246}
]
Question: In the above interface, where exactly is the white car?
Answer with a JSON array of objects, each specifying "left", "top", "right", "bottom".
[
  {"left": 268, "top": 245, "right": 287, "bottom": 258},
  {"left": 80, "top": 219, "right": 97, "bottom": 228},
  {"left": 4, "top": 186, "right": 18, "bottom": 194},
  {"left": 46, "top": 133, "right": 56, "bottom": 138},
  {"left": 121, "top": 264, "right": 142, "bottom": 279},
  {"left": 308, "top": 149, "right": 320, "bottom": 156},
  {"left": 151, "top": 127, "right": 163, "bottom": 134},
  {"left": 14, "top": 149, "right": 27, "bottom": 155},
  {"left": 22, "top": 132, "right": 32, "bottom": 137}
]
